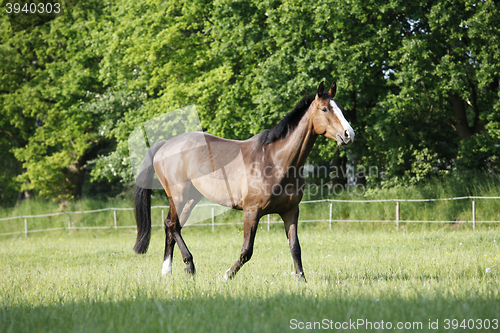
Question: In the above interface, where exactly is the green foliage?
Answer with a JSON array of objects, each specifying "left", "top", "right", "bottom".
[
  {"left": 1, "top": 0, "right": 499, "bottom": 203},
  {"left": 362, "top": 0, "right": 500, "bottom": 183},
  {"left": 1, "top": 0, "right": 111, "bottom": 199},
  {"left": 0, "top": 134, "right": 21, "bottom": 206}
]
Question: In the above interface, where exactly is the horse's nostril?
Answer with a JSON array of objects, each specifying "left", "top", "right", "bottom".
[{"left": 344, "top": 130, "right": 350, "bottom": 139}]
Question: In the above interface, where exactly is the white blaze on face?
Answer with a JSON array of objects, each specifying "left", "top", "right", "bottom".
[{"left": 330, "top": 100, "right": 355, "bottom": 141}]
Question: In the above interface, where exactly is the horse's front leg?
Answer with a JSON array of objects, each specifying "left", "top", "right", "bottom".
[
  {"left": 224, "top": 209, "right": 260, "bottom": 280},
  {"left": 280, "top": 207, "right": 306, "bottom": 282}
]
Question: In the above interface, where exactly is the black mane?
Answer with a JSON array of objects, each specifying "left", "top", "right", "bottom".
[{"left": 258, "top": 94, "right": 315, "bottom": 144}]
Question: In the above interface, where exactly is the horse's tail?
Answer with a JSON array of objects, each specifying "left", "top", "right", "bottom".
[{"left": 133, "top": 141, "right": 166, "bottom": 254}]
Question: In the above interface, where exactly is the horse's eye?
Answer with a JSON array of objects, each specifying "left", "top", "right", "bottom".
[{"left": 322, "top": 107, "right": 328, "bottom": 113}]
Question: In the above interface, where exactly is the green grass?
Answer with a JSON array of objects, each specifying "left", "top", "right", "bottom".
[{"left": 1, "top": 227, "right": 499, "bottom": 332}]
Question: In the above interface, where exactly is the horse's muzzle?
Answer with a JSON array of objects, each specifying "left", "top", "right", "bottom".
[{"left": 337, "top": 129, "right": 354, "bottom": 146}]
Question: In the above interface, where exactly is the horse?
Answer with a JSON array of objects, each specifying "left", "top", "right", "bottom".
[{"left": 133, "top": 81, "right": 355, "bottom": 281}]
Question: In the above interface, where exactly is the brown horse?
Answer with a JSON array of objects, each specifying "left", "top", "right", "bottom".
[{"left": 133, "top": 81, "right": 354, "bottom": 281}]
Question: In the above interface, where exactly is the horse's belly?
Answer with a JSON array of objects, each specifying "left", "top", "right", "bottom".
[
  {"left": 191, "top": 175, "right": 244, "bottom": 208},
  {"left": 189, "top": 153, "right": 248, "bottom": 208}
]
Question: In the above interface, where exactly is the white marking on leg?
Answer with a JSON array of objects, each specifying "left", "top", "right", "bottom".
[
  {"left": 223, "top": 268, "right": 231, "bottom": 280},
  {"left": 162, "top": 256, "right": 172, "bottom": 275}
]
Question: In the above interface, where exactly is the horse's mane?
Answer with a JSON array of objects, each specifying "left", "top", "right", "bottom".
[{"left": 258, "top": 94, "right": 315, "bottom": 144}]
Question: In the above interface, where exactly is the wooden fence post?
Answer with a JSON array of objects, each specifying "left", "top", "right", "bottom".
[
  {"left": 329, "top": 203, "right": 333, "bottom": 230},
  {"left": 396, "top": 202, "right": 400, "bottom": 231},
  {"left": 267, "top": 214, "right": 270, "bottom": 231},
  {"left": 212, "top": 207, "right": 215, "bottom": 232},
  {"left": 68, "top": 214, "right": 71, "bottom": 232},
  {"left": 114, "top": 210, "right": 117, "bottom": 229},
  {"left": 24, "top": 218, "right": 28, "bottom": 238},
  {"left": 472, "top": 200, "right": 476, "bottom": 231}
]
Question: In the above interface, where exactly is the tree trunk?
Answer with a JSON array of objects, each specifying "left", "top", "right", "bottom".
[
  {"left": 16, "top": 190, "right": 34, "bottom": 206},
  {"left": 450, "top": 93, "right": 472, "bottom": 141}
]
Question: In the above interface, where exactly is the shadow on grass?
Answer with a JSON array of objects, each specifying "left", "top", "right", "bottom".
[{"left": 2, "top": 293, "right": 499, "bottom": 333}]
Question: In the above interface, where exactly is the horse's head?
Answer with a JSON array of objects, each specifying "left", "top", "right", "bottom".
[{"left": 311, "top": 81, "right": 355, "bottom": 146}]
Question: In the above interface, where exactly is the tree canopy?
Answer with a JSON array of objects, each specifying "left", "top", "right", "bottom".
[{"left": 1, "top": 0, "right": 499, "bottom": 204}]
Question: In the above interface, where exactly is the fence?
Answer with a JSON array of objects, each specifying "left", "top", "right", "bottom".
[{"left": 0, "top": 196, "right": 499, "bottom": 237}]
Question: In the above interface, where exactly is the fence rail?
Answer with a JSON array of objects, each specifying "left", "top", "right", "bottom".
[{"left": 1, "top": 196, "right": 499, "bottom": 237}]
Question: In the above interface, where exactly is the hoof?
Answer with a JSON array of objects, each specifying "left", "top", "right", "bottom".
[
  {"left": 224, "top": 268, "right": 233, "bottom": 280},
  {"left": 184, "top": 264, "right": 196, "bottom": 275},
  {"left": 161, "top": 268, "right": 172, "bottom": 276}
]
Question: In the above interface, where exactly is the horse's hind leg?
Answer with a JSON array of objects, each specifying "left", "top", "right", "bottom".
[
  {"left": 224, "top": 208, "right": 260, "bottom": 280},
  {"left": 164, "top": 205, "right": 195, "bottom": 275},
  {"left": 162, "top": 209, "right": 176, "bottom": 275},
  {"left": 163, "top": 188, "right": 201, "bottom": 276}
]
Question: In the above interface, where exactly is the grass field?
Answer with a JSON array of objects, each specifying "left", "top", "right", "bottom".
[{"left": 1, "top": 225, "right": 499, "bottom": 332}]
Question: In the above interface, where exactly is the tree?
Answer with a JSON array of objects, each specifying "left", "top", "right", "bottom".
[
  {"left": 1, "top": 0, "right": 499, "bottom": 204},
  {"left": 89, "top": 0, "right": 229, "bottom": 185},
  {"left": 364, "top": 0, "right": 500, "bottom": 184},
  {"left": 1, "top": 1, "right": 113, "bottom": 199}
]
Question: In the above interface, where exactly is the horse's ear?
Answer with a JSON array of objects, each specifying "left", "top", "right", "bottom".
[
  {"left": 317, "top": 81, "right": 325, "bottom": 97},
  {"left": 329, "top": 81, "right": 337, "bottom": 98}
]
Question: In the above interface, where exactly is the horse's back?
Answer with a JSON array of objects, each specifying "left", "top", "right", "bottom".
[{"left": 153, "top": 132, "right": 251, "bottom": 207}]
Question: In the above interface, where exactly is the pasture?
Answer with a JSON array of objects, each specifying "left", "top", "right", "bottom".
[{"left": 1, "top": 226, "right": 499, "bottom": 332}]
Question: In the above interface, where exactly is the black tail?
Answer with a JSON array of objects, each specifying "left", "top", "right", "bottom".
[{"left": 133, "top": 141, "right": 166, "bottom": 254}]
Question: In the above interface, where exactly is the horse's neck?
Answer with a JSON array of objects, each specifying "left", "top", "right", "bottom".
[{"left": 274, "top": 110, "right": 317, "bottom": 171}]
